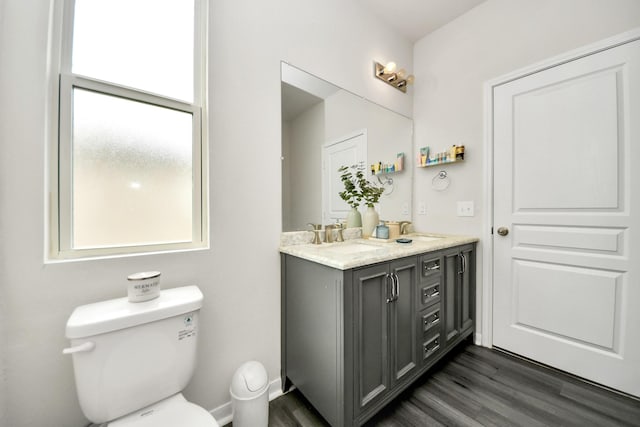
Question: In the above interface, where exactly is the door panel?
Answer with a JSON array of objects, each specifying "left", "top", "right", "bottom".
[
  {"left": 493, "top": 39, "right": 640, "bottom": 397},
  {"left": 353, "top": 264, "right": 389, "bottom": 410},
  {"left": 512, "top": 260, "right": 620, "bottom": 350},
  {"left": 513, "top": 225, "right": 624, "bottom": 254},
  {"left": 512, "top": 68, "right": 620, "bottom": 210},
  {"left": 460, "top": 246, "right": 473, "bottom": 332},
  {"left": 390, "top": 258, "right": 417, "bottom": 384},
  {"left": 443, "top": 251, "right": 459, "bottom": 345}
]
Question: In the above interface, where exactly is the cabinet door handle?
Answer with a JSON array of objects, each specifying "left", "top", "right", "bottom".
[
  {"left": 392, "top": 273, "right": 399, "bottom": 302},
  {"left": 458, "top": 253, "right": 467, "bottom": 274},
  {"left": 386, "top": 273, "right": 393, "bottom": 303}
]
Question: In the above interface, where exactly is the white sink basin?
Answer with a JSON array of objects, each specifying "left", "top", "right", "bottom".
[
  {"left": 411, "top": 235, "right": 443, "bottom": 242},
  {"left": 323, "top": 243, "right": 381, "bottom": 255}
]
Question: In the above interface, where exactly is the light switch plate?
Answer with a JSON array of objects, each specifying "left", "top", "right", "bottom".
[
  {"left": 457, "top": 201, "right": 474, "bottom": 217},
  {"left": 418, "top": 201, "right": 426, "bottom": 215}
]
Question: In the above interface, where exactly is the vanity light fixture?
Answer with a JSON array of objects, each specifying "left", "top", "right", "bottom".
[{"left": 374, "top": 61, "right": 414, "bottom": 93}]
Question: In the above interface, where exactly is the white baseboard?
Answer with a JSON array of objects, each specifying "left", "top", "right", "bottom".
[
  {"left": 474, "top": 332, "right": 482, "bottom": 346},
  {"left": 210, "top": 377, "right": 283, "bottom": 426}
]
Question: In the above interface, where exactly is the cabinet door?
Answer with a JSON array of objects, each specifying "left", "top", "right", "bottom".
[
  {"left": 443, "top": 245, "right": 475, "bottom": 348},
  {"left": 389, "top": 257, "right": 417, "bottom": 386},
  {"left": 460, "top": 245, "right": 474, "bottom": 333},
  {"left": 443, "top": 249, "right": 460, "bottom": 347},
  {"left": 353, "top": 263, "right": 391, "bottom": 412}
]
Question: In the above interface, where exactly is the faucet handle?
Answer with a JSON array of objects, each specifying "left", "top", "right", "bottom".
[{"left": 308, "top": 223, "right": 322, "bottom": 231}]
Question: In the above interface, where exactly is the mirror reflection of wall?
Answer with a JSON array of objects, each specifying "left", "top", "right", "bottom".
[{"left": 281, "top": 62, "right": 413, "bottom": 232}]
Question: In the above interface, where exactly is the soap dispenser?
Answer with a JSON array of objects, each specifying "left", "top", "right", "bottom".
[{"left": 375, "top": 222, "right": 389, "bottom": 239}]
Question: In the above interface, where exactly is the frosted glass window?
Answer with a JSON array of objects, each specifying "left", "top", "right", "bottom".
[
  {"left": 72, "top": 0, "right": 194, "bottom": 101},
  {"left": 72, "top": 88, "right": 193, "bottom": 248},
  {"left": 54, "top": 0, "right": 205, "bottom": 259}
]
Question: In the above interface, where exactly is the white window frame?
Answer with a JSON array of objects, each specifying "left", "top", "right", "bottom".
[{"left": 48, "top": 0, "right": 209, "bottom": 260}]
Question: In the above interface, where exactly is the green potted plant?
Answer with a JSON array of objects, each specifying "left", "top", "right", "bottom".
[
  {"left": 339, "top": 164, "right": 384, "bottom": 236},
  {"left": 339, "top": 165, "right": 364, "bottom": 228}
]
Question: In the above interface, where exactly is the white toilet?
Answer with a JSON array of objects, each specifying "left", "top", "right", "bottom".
[{"left": 64, "top": 285, "right": 219, "bottom": 427}]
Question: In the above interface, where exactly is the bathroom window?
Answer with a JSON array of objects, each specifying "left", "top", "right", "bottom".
[{"left": 52, "top": 0, "right": 208, "bottom": 259}]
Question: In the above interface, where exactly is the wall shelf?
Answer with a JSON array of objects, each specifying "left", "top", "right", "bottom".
[
  {"left": 371, "top": 153, "right": 405, "bottom": 175},
  {"left": 417, "top": 158, "right": 464, "bottom": 168}
]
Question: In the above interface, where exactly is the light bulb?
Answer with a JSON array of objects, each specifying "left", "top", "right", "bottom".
[
  {"left": 396, "top": 69, "right": 406, "bottom": 80},
  {"left": 384, "top": 62, "right": 396, "bottom": 74},
  {"left": 406, "top": 75, "right": 415, "bottom": 85}
]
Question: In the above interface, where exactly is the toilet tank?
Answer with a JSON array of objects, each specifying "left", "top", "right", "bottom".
[{"left": 65, "top": 286, "right": 203, "bottom": 424}]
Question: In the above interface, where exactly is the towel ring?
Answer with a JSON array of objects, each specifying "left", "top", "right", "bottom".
[{"left": 432, "top": 170, "right": 450, "bottom": 192}]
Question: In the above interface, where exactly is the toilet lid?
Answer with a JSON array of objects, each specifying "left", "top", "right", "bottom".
[{"left": 109, "top": 395, "right": 219, "bottom": 427}]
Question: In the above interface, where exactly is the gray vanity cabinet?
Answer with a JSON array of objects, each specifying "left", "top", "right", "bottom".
[
  {"left": 442, "top": 244, "right": 475, "bottom": 349},
  {"left": 352, "top": 257, "right": 417, "bottom": 418},
  {"left": 281, "top": 242, "right": 475, "bottom": 427}
]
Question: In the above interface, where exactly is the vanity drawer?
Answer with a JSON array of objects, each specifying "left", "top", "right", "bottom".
[
  {"left": 421, "top": 306, "right": 441, "bottom": 334},
  {"left": 419, "top": 280, "right": 441, "bottom": 308},
  {"left": 420, "top": 255, "right": 442, "bottom": 278},
  {"left": 422, "top": 333, "right": 441, "bottom": 361}
]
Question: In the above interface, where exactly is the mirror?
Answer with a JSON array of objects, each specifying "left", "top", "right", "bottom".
[{"left": 281, "top": 62, "right": 413, "bottom": 232}]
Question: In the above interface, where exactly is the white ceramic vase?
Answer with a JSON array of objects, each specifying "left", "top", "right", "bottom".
[{"left": 362, "top": 206, "right": 379, "bottom": 238}]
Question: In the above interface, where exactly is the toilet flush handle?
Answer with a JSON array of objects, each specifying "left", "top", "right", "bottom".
[{"left": 62, "top": 341, "right": 95, "bottom": 355}]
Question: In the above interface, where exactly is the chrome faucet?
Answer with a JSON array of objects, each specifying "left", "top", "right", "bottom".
[
  {"left": 308, "top": 223, "right": 322, "bottom": 244},
  {"left": 399, "top": 221, "right": 412, "bottom": 235}
]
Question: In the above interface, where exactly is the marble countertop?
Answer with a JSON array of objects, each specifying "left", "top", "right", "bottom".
[{"left": 279, "top": 232, "right": 479, "bottom": 270}]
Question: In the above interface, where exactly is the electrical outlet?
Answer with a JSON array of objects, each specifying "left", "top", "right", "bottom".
[
  {"left": 457, "top": 201, "right": 474, "bottom": 217},
  {"left": 418, "top": 201, "right": 427, "bottom": 215},
  {"left": 402, "top": 202, "right": 409, "bottom": 216}
]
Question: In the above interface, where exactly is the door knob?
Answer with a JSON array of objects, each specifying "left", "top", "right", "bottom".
[{"left": 497, "top": 227, "right": 509, "bottom": 236}]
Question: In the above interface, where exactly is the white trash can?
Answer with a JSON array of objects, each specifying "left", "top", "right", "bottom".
[{"left": 230, "top": 361, "right": 269, "bottom": 427}]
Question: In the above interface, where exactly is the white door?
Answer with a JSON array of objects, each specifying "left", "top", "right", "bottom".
[
  {"left": 492, "top": 39, "right": 640, "bottom": 397},
  {"left": 322, "top": 130, "right": 367, "bottom": 223}
]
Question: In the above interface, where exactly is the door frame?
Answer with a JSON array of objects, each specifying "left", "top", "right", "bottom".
[{"left": 481, "top": 28, "right": 640, "bottom": 348}]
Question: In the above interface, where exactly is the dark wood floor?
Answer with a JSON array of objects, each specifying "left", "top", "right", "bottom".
[{"left": 253, "top": 342, "right": 640, "bottom": 427}]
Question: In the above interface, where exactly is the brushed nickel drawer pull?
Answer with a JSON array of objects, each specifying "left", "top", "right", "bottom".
[
  {"left": 423, "top": 312, "right": 440, "bottom": 331},
  {"left": 424, "top": 337, "right": 440, "bottom": 357},
  {"left": 423, "top": 286, "right": 440, "bottom": 299},
  {"left": 423, "top": 260, "right": 440, "bottom": 275}
]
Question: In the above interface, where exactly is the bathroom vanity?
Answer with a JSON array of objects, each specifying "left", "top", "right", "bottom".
[{"left": 280, "top": 234, "right": 477, "bottom": 427}]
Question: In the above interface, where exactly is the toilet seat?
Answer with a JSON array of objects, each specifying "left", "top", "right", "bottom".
[{"left": 108, "top": 393, "right": 219, "bottom": 427}]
